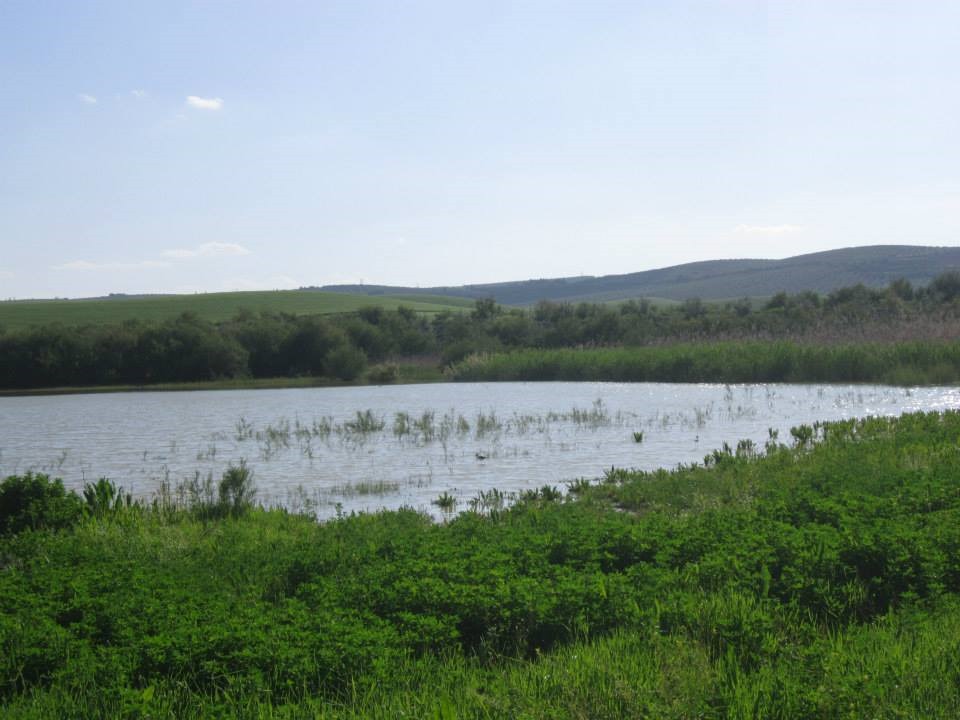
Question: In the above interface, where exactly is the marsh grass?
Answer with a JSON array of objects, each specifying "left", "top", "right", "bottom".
[
  {"left": 474, "top": 410, "right": 503, "bottom": 438},
  {"left": 328, "top": 479, "right": 401, "bottom": 497},
  {"left": 234, "top": 416, "right": 254, "bottom": 441},
  {"left": 432, "top": 490, "right": 457, "bottom": 513},
  {"left": 344, "top": 409, "right": 386, "bottom": 434},
  {"left": 229, "top": 400, "right": 633, "bottom": 461},
  {"left": 449, "top": 341, "right": 960, "bottom": 385},
  {"left": 467, "top": 487, "right": 507, "bottom": 514}
]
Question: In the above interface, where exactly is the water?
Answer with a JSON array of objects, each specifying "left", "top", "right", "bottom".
[{"left": 2, "top": 382, "right": 959, "bottom": 518}]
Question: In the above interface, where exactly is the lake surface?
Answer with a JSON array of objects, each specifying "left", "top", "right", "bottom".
[{"left": 2, "top": 382, "right": 959, "bottom": 518}]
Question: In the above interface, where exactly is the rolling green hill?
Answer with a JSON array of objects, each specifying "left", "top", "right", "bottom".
[
  {"left": 0, "top": 290, "right": 472, "bottom": 331},
  {"left": 319, "top": 245, "right": 960, "bottom": 305}
]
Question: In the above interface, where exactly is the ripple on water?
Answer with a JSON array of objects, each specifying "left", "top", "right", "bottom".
[{"left": 2, "top": 381, "right": 958, "bottom": 519}]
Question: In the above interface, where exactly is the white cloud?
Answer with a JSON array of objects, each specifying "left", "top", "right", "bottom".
[
  {"left": 131, "top": 89, "right": 147, "bottom": 99},
  {"left": 78, "top": 93, "right": 97, "bottom": 105},
  {"left": 162, "top": 242, "right": 251, "bottom": 259},
  {"left": 53, "top": 260, "right": 170, "bottom": 272},
  {"left": 186, "top": 95, "right": 223, "bottom": 110},
  {"left": 733, "top": 224, "right": 803, "bottom": 236}
]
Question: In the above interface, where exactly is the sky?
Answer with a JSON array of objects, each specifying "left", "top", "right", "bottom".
[{"left": 1, "top": 1, "right": 959, "bottom": 299}]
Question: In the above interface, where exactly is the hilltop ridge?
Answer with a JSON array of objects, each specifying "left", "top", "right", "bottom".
[{"left": 317, "top": 245, "right": 960, "bottom": 304}]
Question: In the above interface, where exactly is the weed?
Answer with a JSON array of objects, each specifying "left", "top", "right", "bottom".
[
  {"left": 82, "top": 477, "right": 134, "bottom": 518},
  {"left": 432, "top": 491, "right": 457, "bottom": 513},
  {"left": 345, "top": 410, "right": 386, "bottom": 434},
  {"left": 218, "top": 460, "right": 256, "bottom": 516}
]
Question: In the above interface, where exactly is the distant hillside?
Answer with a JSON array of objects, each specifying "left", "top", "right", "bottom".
[
  {"left": 318, "top": 245, "right": 960, "bottom": 305},
  {"left": 0, "top": 290, "right": 473, "bottom": 331}
]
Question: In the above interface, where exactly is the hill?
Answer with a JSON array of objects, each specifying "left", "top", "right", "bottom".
[
  {"left": 0, "top": 290, "right": 473, "bottom": 331},
  {"left": 318, "top": 245, "right": 960, "bottom": 305}
]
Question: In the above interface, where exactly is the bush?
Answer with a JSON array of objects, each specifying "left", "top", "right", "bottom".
[
  {"left": 0, "top": 473, "right": 83, "bottom": 535},
  {"left": 218, "top": 461, "right": 256, "bottom": 517},
  {"left": 367, "top": 362, "right": 400, "bottom": 384},
  {"left": 326, "top": 343, "right": 367, "bottom": 381}
]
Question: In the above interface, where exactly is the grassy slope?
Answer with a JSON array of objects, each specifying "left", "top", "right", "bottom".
[
  {"left": 321, "top": 245, "right": 960, "bottom": 304},
  {"left": 0, "top": 291, "right": 473, "bottom": 330},
  {"left": 3, "top": 411, "right": 960, "bottom": 717}
]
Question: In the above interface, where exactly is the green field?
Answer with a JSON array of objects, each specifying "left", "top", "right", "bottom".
[{"left": 0, "top": 291, "right": 473, "bottom": 330}]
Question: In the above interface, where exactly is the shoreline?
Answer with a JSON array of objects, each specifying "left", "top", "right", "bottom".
[{"left": 0, "top": 365, "right": 448, "bottom": 397}]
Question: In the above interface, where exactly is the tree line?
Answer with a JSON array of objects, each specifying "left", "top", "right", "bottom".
[{"left": 2, "top": 273, "right": 960, "bottom": 389}]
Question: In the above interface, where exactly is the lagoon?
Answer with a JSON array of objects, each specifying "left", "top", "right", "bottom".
[{"left": 2, "top": 382, "right": 958, "bottom": 518}]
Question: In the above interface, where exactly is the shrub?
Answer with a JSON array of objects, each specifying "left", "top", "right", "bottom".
[
  {"left": 218, "top": 461, "right": 257, "bottom": 517},
  {"left": 326, "top": 343, "right": 367, "bottom": 381},
  {"left": 367, "top": 362, "right": 400, "bottom": 384},
  {"left": 0, "top": 473, "right": 83, "bottom": 535}
]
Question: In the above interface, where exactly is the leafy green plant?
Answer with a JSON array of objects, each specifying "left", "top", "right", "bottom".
[
  {"left": 218, "top": 460, "right": 256, "bottom": 516},
  {"left": 82, "top": 477, "right": 134, "bottom": 518},
  {"left": 0, "top": 472, "right": 82, "bottom": 535},
  {"left": 432, "top": 491, "right": 457, "bottom": 513}
]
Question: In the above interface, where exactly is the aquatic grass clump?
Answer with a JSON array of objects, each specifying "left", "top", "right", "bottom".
[
  {"left": 519, "top": 484, "right": 564, "bottom": 503},
  {"left": 255, "top": 419, "right": 293, "bottom": 459},
  {"left": 432, "top": 490, "right": 457, "bottom": 513},
  {"left": 393, "top": 411, "right": 412, "bottom": 438},
  {"left": 329, "top": 479, "right": 401, "bottom": 497},
  {"left": 467, "top": 487, "right": 508, "bottom": 514},
  {"left": 565, "top": 477, "right": 594, "bottom": 494},
  {"left": 391, "top": 410, "right": 470, "bottom": 444},
  {"left": 234, "top": 416, "right": 255, "bottom": 441},
  {"left": 344, "top": 409, "right": 386, "bottom": 434},
  {"left": 413, "top": 411, "right": 436, "bottom": 441},
  {"left": 169, "top": 462, "right": 256, "bottom": 519},
  {"left": 310, "top": 417, "right": 334, "bottom": 439},
  {"left": 475, "top": 411, "right": 503, "bottom": 439},
  {"left": 195, "top": 443, "right": 218, "bottom": 461},
  {"left": 570, "top": 399, "right": 610, "bottom": 427}
]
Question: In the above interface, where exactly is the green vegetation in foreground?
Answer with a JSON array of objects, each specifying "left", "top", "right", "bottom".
[
  {"left": 3, "top": 411, "right": 960, "bottom": 717},
  {"left": 0, "top": 290, "right": 473, "bottom": 330},
  {"left": 450, "top": 340, "right": 960, "bottom": 385}
]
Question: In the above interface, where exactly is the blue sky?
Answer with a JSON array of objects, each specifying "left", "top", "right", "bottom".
[{"left": 1, "top": 1, "right": 959, "bottom": 299}]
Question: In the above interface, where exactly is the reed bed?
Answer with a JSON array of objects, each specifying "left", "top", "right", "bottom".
[{"left": 449, "top": 340, "right": 960, "bottom": 385}]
